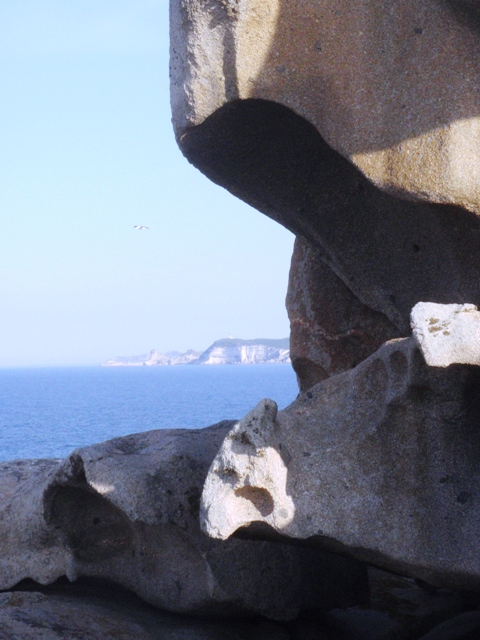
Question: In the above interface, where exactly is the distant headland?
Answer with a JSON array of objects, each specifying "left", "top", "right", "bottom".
[{"left": 101, "top": 337, "right": 290, "bottom": 366}]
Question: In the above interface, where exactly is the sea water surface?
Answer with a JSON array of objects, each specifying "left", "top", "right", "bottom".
[{"left": 0, "top": 364, "right": 298, "bottom": 462}]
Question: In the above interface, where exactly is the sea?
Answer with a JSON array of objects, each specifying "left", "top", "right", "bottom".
[{"left": 0, "top": 364, "right": 299, "bottom": 462}]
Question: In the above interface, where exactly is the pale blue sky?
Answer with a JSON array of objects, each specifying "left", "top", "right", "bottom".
[{"left": 0, "top": 1, "right": 294, "bottom": 366}]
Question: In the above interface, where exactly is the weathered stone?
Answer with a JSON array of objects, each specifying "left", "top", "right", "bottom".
[
  {"left": 201, "top": 338, "right": 480, "bottom": 590},
  {"left": 411, "top": 302, "right": 480, "bottom": 367},
  {"left": 172, "top": 2, "right": 480, "bottom": 339},
  {"left": 171, "top": 0, "right": 480, "bottom": 214},
  {"left": 177, "top": 98, "right": 480, "bottom": 338},
  {"left": 417, "top": 611, "right": 480, "bottom": 640},
  {"left": 0, "top": 423, "right": 367, "bottom": 620},
  {"left": 288, "top": 568, "right": 466, "bottom": 639},
  {"left": 287, "top": 236, "right": 400, "bottom": 391},
  {"left": 0, "top": 589, "right": 289, "bottom": 640}
]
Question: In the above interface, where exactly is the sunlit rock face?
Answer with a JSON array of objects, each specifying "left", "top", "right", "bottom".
[
  {"left": 171, "top": 0, "right": 480, "bottom": 337},
  {"left": 193, "top": 338, "right": 290, "bottom": 364},
  {"left": 171, "top": 0, "right": 480, "bottom": 214},
  {"left": 0, "top": 424, "right": 367, "bottom": 621},
  {"left": 201, "top": 339, "right": 480, "bottom": 590}
]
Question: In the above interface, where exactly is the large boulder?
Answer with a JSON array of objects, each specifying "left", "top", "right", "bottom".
[
  {"left": 171, "top": 1, "right": 480, "bottom": 340},
  {"left": 171, "top": 1, "right": 480, "bottom": 590},
  {"left": 0, "top": 423, "right": 367, "bottom": 620},
  {"left": 201, "top": 338, "right": 480, "bottom": 590}
]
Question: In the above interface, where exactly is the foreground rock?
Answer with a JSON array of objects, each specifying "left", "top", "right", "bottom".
[
  {"left": 0, "top": 423, "right": 367, "bottom": 620},
  {"left": 0, "top": 589, "right": 289, "bottom": 640},
  {"left": 201, "top": 338, "right": 480, "bottom": 590},
  {"left": 411, "top": 302, "right": 480, "bottom": 367}
]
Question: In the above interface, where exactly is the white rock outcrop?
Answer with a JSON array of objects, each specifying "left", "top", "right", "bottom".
[
  {"left": 411, "top": 302, "right": 480, "bottom": 367},
  {"left": 102, "top": 349, "right": 201, "bottom": 366},
  {"left": 193, "top": 338, "right": 290, "bottom": 365}
]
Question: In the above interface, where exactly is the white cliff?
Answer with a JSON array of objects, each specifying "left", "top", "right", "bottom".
[
  {"left": 101, "top": 339, "right": 290, "bottom": 366},
  {"left": 101, "top": 349, "right": 201, "bottom": 367},
  {"left": 192, "top": 338, "right": 290, "bottom": 365}
]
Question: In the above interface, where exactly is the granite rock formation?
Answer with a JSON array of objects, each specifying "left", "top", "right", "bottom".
[
  {"left": 171, "top": 1, "right": 480, "bottom": 338},
  {"left": 0, "top": 589, "right": 290, "bottom": 640},
  {"left": 171, "top": 0, "right": 480, "bottom": 598},
  {"left": 286, "top": 236, "right": 400, "bottom": 391},
  {"left": 411, "top": 302, "right": 480, "bottom": 367},
  {"left": 171, "top": 0, "right": 480, "bottom": 213},
  {"left": 201, "top": 337, "right": 480, "bottom": 590},
  {"left": 0, "top": 424, "right": 367, "bottom": 621}
]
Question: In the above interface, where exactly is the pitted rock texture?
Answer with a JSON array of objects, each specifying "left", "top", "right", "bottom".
[
  {"left": 411, "top": 302, "right": 480, "bottom": 367},
  {"left": 0, "top": 423, "right": 367, "bottom": 620},
  {"left": 171, "top": 0, "right": 480, "bottom": 214},
  {"left": 201, "top": 338, "right": 480, "bottom": 590},
  {"left": 0, "top": 590, "right": 289, "bottom": 640},
  {"left": 287, "top": 236, "right": 400, "bottom": 391}
]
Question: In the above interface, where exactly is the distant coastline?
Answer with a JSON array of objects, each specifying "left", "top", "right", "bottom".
[{"left": 101, "top": 337, "right": 290, "bottom": 366}]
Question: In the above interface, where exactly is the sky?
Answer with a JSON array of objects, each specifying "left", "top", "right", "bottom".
[{"left": 0, "top": 1, "right": 294, "bottom": 366}]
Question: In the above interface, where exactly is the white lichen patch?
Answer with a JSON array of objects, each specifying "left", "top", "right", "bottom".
[{"left": 411, "top": 302, "right": 480, "bottom": 367}]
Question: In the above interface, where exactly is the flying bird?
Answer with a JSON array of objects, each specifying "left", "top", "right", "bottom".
[{"left": 134, "top": 225, "right": 149, "bottom": 230}]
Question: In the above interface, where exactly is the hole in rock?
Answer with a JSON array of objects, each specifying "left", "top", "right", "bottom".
[
  {"left": 47, "top": 485, "right": 133, "bottom": 562},
  {"left": 234, "top": 486, "right": 275, "bottom": 517}
]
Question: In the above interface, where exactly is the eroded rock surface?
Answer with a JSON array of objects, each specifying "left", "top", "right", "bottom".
[
  {"left": 201, "top": 338, "right": 480, "bottom": 590},
  {"left": 171, "top": 0, "right": 480, "bottom": 214},
  {"left": 172, "top": 1, "right": 480, "bottom": 342},
  {"left": 0, "top": 423, "right": 367, "bottom": 621},
  {"left": 287, "top": 236, "right": 400, "bottom": 391}
]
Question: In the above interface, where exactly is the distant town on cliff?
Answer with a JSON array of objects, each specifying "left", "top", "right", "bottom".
[{"left": 102, "top": 337, "right": 290, "bottom": 366}]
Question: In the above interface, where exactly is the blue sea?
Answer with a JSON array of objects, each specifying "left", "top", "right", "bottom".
[{"left": 0, "top": 364, "right": 298, "bottom": 462}]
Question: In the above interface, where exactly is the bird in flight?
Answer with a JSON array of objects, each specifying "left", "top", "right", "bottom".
[{"left": 134, "top": 225, "right": 149, "bottom": 230}]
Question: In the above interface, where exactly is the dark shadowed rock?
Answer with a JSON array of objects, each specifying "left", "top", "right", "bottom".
[
  {"left": 417, "top": 611, "right": 480, "bottom": 640},
  {"left": 0, "top": 589, "right": 289, "bottom": 640},
  {"left": 286, "top": 236, "right": 400, "bottom": 391},
  {"left": 179, "top": 99, "right": 480, "bottom": 337}
]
